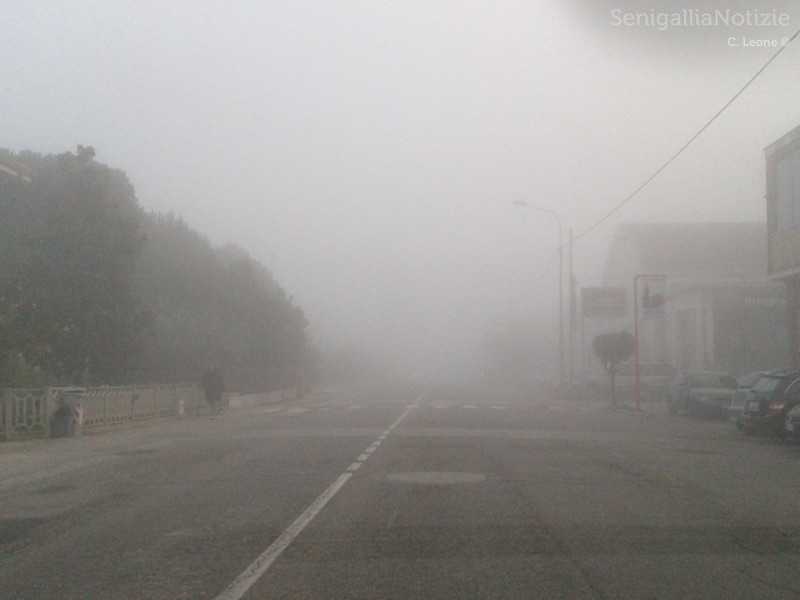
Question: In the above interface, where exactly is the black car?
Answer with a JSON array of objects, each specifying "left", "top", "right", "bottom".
[
  {"left": 737, "top": 370, "right": 800, "bottom": 436},
  {"left": 727, "top": 371, "right": 771, "bottom": 424}
]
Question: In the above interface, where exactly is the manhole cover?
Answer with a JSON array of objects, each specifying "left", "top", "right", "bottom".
[
  {"left": 114, "top": 448, "right": 159, "bottom": 456},
  {"left": 37, "top": 483, "right": 75, "bottom": 495},
  {"left": 164, "top": 526, "right": 211, "bottom": 539},
  {"left": 386, "top": 472, "right": 486, "bottom": 485}
]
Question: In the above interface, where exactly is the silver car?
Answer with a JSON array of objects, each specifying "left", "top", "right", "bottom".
[{"left": 669, "top": 372, "right": 739, "bottom": 417}]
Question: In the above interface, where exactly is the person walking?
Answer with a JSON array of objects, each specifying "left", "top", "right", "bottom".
[{"left": 201, "top": 362, "right": 225, "bottom": 418}]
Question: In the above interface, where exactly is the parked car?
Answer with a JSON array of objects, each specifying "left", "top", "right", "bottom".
[
  {"left": 727, "top": 371, "right": 772, "bottom": 424},
  {"left": 784, "top": 403, "right": 800, "bottom": 442},
  {"left": 737, "top": 370, "right": 800, "bottom": 435},
  {"left": 615, "top": 361, "right": 678, "bottom": 402},
  {"left": 668, "top": 372, "right": 738, "bottom": 417}
]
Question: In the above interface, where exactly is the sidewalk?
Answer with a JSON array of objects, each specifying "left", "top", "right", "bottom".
[
  {"left": 0, "top": 416, "right": 194, "bottom": 494},
  {"left": 0, "top": 390, "right": 295, "bottom": 494}
]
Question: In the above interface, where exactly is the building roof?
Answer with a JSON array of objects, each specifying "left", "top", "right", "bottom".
[
  {"left": 603, "top": 222, "right": 767, "bottom": 282},
  {"left": 764, "top": 124, "right": 800, "bottom": 156}
]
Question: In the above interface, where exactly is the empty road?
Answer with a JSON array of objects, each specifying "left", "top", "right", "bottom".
[{"left": 2, "top": 382, "right": 800, "bottom": 599}]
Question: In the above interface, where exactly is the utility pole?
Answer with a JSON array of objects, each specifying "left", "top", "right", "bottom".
[
  {"left": 512, "top": 201, "right": 564, "bottom": 392},
  {"left": 569, "top": 228, "right": 574, "bottom": 394}
]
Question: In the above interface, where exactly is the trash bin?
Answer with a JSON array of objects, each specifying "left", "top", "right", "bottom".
[{"left": 51, "top": 388, "right": 85, "bottom": 438}]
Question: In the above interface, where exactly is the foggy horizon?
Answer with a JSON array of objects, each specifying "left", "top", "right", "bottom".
[{"left": 4, "top": 1, "right": 799, "bottom": 381}]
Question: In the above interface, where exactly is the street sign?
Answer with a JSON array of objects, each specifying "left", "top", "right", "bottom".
[
  {"left": 581, "top": 287, "right": 627, "bottom": 318},
  {"left": 640, "top": 278, "right": 665, "bottom": 318}
]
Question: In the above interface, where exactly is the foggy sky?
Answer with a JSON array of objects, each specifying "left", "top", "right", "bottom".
[{"left": 3, "top": 1, "right": 800, "bottom": 379}]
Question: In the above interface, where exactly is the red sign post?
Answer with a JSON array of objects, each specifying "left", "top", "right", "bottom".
[{"left": 633, "top": 274, "right": 666, "bottom": 411}]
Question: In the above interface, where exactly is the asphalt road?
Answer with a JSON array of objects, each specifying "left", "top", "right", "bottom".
[{"left": 2, "top": 382, "right": 800, "bottom": 599}]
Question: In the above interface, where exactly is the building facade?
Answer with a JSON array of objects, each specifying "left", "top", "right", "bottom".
[
  {"left": 766, "top": 125, "right": 800, "bottom": 365},
  {"left": 599, "top": 222, "right": 788, "bottom": 376}
]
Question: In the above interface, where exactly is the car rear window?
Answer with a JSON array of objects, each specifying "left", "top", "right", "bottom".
[
  {"left": 737, "top": 373, "right": 762, "bottom": 389},
  {"left": 751, "top": 376, "right": 781, "bottom": 393},
  {"left": 690, "top": 374, "right": 736, "bottom": 388}
]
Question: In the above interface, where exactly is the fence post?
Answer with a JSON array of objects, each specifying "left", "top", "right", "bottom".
[
  {"left": 44, "top": 388, "right": 53, "bottom": 438},
  {"left": 103, "top": 386, "right": 109, "bottom": 427},
  {"left": 1, "top": 392, "right": 8, "bottom": 441}
]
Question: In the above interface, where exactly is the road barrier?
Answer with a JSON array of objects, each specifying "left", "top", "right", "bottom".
[
  {"left": 0, "top": 384, "right": 203, "bottom": 441},
  {"left": 0, "top": 384, "right": 301, "bottom": 442}
]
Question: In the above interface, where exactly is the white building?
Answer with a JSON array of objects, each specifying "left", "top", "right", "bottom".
[
  {"left": 598, "top": 222, "right": 788, "bottom": 375},
  {"left": 766, "top": 125, "right": 800, "bottom": 365}
]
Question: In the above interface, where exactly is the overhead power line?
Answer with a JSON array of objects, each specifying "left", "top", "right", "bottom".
[{"left": 573, "top": 27, "right": 800, "bottom": 245}]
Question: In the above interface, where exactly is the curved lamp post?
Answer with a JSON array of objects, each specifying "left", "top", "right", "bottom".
[{"left": 512, "top": 200, "right": 564, "bottom": 390}]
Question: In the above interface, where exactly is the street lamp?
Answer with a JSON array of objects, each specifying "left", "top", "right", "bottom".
[{"left": 512, "top": 200, "right": 564, "bottom": 390}]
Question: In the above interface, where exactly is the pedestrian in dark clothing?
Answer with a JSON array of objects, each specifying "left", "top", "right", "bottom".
[{"left": 201, "top": 362, "right": 225, "bottom": 418}]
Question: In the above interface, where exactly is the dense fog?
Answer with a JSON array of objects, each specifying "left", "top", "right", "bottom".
[{"left": 3, "top": 1, "right": 799, "bottom": 383}]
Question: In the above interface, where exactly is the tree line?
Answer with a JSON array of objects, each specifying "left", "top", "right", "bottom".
[{"left": 0, "top": 146, "right": 316, "bottom": 391}]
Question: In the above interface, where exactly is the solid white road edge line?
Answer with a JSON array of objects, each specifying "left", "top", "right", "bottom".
[{"left": 214, "top": 389, "right": 426, "bottom": 600}]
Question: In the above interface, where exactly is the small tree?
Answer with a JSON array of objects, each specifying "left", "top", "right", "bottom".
[{"left": 592, "top": 331, "right": 635, "bottom": 404}]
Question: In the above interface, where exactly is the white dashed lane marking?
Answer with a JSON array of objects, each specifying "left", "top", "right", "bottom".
[{"left": 215, "top": 393, "right": 425, "bottom": 600}]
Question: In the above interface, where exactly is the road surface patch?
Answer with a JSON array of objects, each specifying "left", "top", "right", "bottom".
[{"left": 386, "top": 472, "right": 486, "bottom": 485}]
